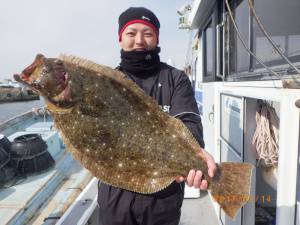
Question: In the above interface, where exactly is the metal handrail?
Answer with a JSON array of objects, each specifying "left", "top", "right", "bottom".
[{"left": 216, "top": 22, "right": 225, "bottom": 80}]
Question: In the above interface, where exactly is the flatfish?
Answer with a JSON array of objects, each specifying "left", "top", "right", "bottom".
[{"left": 14, "top": 54, "right": 253, "bottom": 219}]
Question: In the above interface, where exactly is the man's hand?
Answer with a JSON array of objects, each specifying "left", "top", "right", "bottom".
[{"left": 176, "top": 148, "right": 217, "bottom": 190}]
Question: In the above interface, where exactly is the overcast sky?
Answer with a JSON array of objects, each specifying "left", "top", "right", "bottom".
[{"left": 0, "top": 0, "right": 192, "bottom": 80}]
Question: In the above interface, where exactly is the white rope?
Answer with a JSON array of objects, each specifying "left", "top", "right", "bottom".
[{"left": 252, "top": 101, "right": 279, "bottom": 166}]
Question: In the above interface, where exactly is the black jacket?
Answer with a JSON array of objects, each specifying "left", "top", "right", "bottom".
[
  {"left": 98, "top": 62, "right": 204, "bottom": 197},
  {"left": 119, "top": 62, "right": 204, "bottom": 149}
]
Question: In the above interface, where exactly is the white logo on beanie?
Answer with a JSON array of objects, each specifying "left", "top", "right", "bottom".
[{"left": 142, "top": 16, "right": 151, "bottom": 21}]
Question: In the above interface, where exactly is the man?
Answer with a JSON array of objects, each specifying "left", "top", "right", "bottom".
[{"left": 98, "top": 7, "right": 217, "bottom": 225}]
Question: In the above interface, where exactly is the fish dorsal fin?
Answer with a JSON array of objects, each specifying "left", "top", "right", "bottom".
[
  {"left": 59, "top": 54, "right": 163, "bottom": 113},
  {"left": 168, "top": 116, "right": 201, "bottom": 152},
  {"left": 59, "top": 54, "right": 120, "bottom": 78}
]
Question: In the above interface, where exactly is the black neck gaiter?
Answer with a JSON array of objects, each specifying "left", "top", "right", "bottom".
[{"left": 120, "top": 47, "right": 161, "bottom": 76}]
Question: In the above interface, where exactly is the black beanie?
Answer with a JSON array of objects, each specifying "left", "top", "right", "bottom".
[{"left": 118, "top": 7, "right": 160, "bottom": 41}]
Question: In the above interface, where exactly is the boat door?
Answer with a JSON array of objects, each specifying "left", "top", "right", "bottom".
[{"left": 219, "top": 93, "right": 244, "bottom": 225}]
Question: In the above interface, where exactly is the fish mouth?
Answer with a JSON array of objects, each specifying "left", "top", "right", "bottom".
[
  {"left": 14, "top": 54, "right": 69, "bottom": 94},
  {"left": 13, "top": 54, "right": 45, "bottom": 92},
  {"left": 14, "top": 54, "right": 73, "bottom": 108},
  {"left": 14, "top": 73, "right": 40, "bottom": 93},
  {"left": 14, "top": 70, "right": 73, "bottom": 109}
]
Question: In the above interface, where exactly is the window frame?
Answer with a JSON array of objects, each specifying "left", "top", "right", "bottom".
[
  {"left": 223, "top": 0, "right": 300, "bottom": 81},
  {"left": 202, "top": 3, "right": 220, "bottom": 82}
]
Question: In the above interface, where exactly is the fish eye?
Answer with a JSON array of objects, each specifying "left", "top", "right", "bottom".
[
  {"left": 32, "top": 79, "right": 41, "bottom": 88},
  {"left": 41, "top": 67, "right": 48, "bottom": 75}
]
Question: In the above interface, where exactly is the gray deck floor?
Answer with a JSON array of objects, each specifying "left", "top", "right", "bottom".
[
  {"left": 180, "top": 191, "right": 220, "bottom": 225},
  {"left": 55, "top": 181, "right": 221, "bottom": 225}
]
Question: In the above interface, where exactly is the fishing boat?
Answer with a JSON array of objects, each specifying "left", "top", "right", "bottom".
[
  {"left": 2, "top": 0, "right": 299, "bottom": 224},
  {"left": 0, "top": 109, "right": 93, "bottom": 225},
  {"left": 0, "top": 81, "right": 39, "bottom": 103}
]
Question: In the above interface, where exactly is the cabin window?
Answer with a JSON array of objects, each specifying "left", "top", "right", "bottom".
[
  {"left": 253, "top": 0, "right": 300, "bottom": 70},
  {"left": 226, "top": 0, "right": 250, "bottom": 75},
  {"left": 203, "top": 20, "right": 214, "bottom": 78},
  {"left": 201, "top": 3, "right": 221, "bottom": 82},
  {"left": 224, "top": 0, "right": 300, "bottom": 80}
]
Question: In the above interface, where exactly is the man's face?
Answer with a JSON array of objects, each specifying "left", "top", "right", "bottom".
[{"left": 119, "top": 23, "right": 158, "bottom": 51}]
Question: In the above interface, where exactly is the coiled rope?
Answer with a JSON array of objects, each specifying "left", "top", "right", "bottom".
[{"left": 252, "top": 101, "right": 279, "bottom": 166}]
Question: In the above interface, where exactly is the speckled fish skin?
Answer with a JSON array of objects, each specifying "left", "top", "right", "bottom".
[{"left": 14, "top": 54, "right": 253, "bottom": 219}]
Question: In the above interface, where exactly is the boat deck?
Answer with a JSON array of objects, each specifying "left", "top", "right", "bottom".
[
  {"left": 0, "top": 112, "right": 92, "bottom": 225},
  {"left": 180, "top": 192, "right": 220, "bottom": 225},
  {"left": 56, "top": 178, "right": 220, "bottom": 225}
]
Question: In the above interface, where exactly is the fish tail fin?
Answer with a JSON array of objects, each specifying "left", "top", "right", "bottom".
[{"left": 209, "top": 162, "right": 253, "bottom": 219}]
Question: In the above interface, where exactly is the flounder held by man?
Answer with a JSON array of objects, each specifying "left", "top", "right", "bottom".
[{"left": 14, "top": 54, "right": 253, "bottom": 219}]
